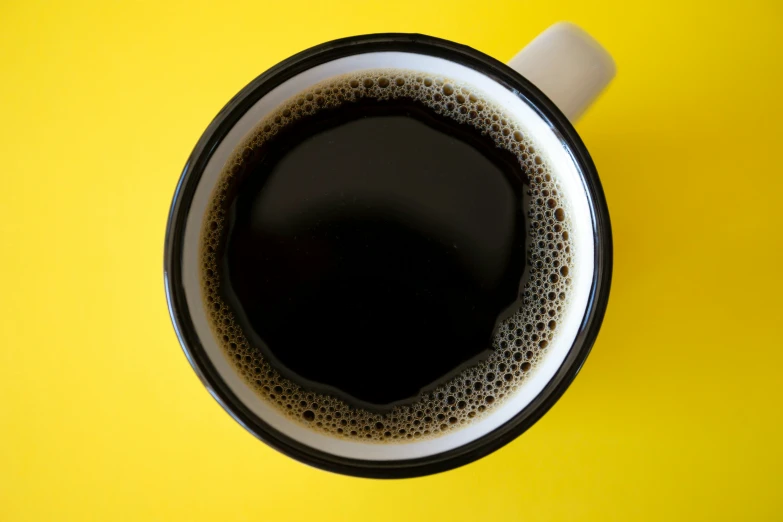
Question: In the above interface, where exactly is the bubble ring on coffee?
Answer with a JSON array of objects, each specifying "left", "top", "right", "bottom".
[{"left": 199, "top": 69, "right": 575, "bottom": 443}]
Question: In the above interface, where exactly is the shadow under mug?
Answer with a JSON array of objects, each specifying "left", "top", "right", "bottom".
[{"left": 164, "top": 24, "right": 614, "bottom": 478}]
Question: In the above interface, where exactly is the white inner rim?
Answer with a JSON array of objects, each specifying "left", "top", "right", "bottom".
[{"left": 181, "top": 52, "right": 595, "bottom": 461}]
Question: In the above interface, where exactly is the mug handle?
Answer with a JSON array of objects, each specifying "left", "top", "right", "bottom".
[{"left": 507, "top": 22, "right": 616, "bottom": 122}]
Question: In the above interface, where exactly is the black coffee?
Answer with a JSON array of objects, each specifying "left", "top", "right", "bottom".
[
  {"left": 201, "top": 70, "right": 575, "bottom": 442},
  {"left": 223, "top": 99, "right": 527, "bottom": 408}
]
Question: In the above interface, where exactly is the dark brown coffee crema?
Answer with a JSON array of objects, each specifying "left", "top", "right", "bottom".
[{"left": 200, "top": 69, "right": 575, "bottom": 442}]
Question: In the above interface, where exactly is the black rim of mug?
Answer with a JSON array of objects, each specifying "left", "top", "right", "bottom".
[{"left": 164, "top": 33, "right": 613, "bottom": 479}]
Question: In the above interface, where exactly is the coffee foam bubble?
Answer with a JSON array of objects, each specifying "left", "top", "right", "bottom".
[{"left": 200, "top": 69, "right": 575, "bottom": 443}]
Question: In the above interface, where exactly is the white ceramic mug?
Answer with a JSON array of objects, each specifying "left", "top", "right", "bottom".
[{"left": 165, "top": 23, "right": 615, "bottom": 478}]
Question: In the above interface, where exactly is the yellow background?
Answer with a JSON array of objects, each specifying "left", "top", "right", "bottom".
[{"left": 1, "top": 0, "right": 781, "bottom": 520}]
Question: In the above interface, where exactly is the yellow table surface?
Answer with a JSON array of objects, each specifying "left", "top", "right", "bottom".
[{"left": 1, "top": 0, "right": 781, "bottom": 520}]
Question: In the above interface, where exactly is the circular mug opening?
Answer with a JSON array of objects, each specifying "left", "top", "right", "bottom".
[{"left": 165, "top": 34, "right": 611, "bottom": 478}]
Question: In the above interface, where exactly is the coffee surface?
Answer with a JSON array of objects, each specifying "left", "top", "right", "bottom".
[
  {"left": 222, "top": 99, "right": 527, "bottom": 407},
  {"left": 200, "top": 70, "right": 576, "bottom": 442}
]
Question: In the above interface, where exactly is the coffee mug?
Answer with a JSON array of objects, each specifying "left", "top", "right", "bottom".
[{"left": 164, "top": 22, "right": 614, "bottom": 478}]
